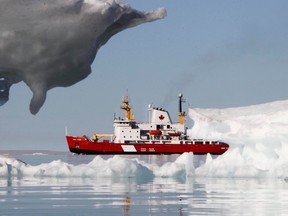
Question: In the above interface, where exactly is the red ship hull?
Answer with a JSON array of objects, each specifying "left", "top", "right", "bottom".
[{"left": 66, "top": 136, "right": 229, "bottom": 155}]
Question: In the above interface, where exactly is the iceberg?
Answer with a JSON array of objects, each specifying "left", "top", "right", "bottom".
[{"left": 189, "top": 100, "right": 288, "bottom": 178}]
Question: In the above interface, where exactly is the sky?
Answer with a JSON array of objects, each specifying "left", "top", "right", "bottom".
[{"left": 1, "top": 0, "right": 288, "bottom": 151}]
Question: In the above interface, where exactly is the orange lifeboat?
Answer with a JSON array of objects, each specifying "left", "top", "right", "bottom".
[{"left": 149, "top": 130, "right": 162, "bottom": 135}]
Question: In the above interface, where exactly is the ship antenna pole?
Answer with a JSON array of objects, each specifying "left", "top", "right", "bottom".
[{"left": 148, "top": 104, "right": 152, "bottom": 124}]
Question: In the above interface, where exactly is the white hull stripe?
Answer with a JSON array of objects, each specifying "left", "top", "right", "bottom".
[{"left": 121, "top": 145, "right": 137, "bottom": 152}]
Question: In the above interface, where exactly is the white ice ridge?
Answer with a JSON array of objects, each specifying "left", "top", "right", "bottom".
[
  {"left": 0, "top": 0, "right": 166, "bottom": 114},
  {"left": 1, "top": 99, "right": 288, "bottom": 179},
  {"left": 188, "top": 99, "right": 288, "bottom": 178}
]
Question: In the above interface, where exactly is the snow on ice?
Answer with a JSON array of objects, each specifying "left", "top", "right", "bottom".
[{"left": 1, "top": 100, "right": 288, "bottom": 180}]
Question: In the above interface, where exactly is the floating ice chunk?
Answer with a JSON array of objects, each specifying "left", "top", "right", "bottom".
[
  {"left": 0, "top": 156, "right": 27, "bottom": 177},
  {"left": 153, "top": 153, "right": 195, "bottom": 178}
]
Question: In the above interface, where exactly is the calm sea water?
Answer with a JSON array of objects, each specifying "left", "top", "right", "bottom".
[{"left": 1, "top": 152, "right": 288, "bottom": 216}]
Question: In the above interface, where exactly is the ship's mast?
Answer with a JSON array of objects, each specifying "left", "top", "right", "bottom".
[
  {"left": 120, "top": 92, "right": 134, "bottom": 121},
  {"left": 178, "top": 93, "right": 185, "bottom": 125}
]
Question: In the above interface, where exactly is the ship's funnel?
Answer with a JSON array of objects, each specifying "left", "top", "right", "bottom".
[{"left": 178, "top": 93, "right": 185, "bottom": 125}]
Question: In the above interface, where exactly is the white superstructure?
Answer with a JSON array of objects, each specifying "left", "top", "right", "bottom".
[{"left": 112, "top": 93, "right": 187, "bottom": 144}]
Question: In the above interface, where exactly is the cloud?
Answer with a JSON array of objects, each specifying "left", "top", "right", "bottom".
[{"left": 0, "top": 0, "right": 166, "bottom": 114}]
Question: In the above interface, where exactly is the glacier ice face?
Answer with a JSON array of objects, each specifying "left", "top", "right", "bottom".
[
  {"left": 188, "top": 100, "right": 288, "bottom": 178},
  {"left": 0, "top": 0, "right": 166, "bottom": 114}
]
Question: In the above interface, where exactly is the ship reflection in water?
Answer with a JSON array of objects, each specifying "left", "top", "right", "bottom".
[{"left": 1, "top": 175, "right": 287, "bottom": 216}]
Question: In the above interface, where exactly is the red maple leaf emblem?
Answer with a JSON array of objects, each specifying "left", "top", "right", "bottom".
[{"left": 159, "top": 115, "right": 165, "bottom": 120}]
